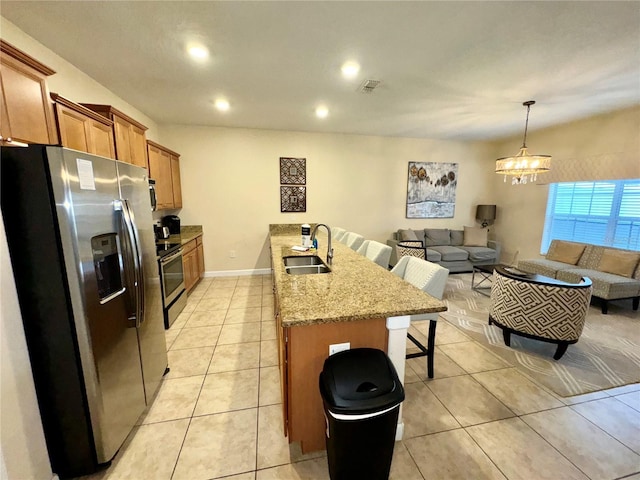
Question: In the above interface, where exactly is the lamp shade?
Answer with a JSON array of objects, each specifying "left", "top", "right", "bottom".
[{"left": 476, "top": 205, "right": 496, "bottom": 225}]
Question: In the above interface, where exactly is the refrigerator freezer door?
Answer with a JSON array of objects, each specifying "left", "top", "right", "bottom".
[
  {"left": 55, "top": 148, "right": 147, "bottom": 463},
  {"left": 116, "top": 161, "right": 168, "bottom": 403}
]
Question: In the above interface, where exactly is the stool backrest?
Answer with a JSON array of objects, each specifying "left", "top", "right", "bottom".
[
  {"left": 358, "top": 240, "right": 392, "bottom": 268},
  {"left": 392, "top": 256, "right": 449, "bottom": 300}
]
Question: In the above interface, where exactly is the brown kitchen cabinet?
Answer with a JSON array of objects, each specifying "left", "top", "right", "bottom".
[
  {"left": 170, "top": 154, "right": 182, "bottom": 209},
  {"left": 0, "top": 40, "right": 58, "bottom": 146},
  {"left": 81, "top": 103, "right": 149, "bottom": 169},
  {"left": 147, "top": 140, "right": 182, "bottom": 210},
  {"left": 51, "top": 93, "right": 115, "bottom": 159},
  {"left": 196, "top": 235, "right": 204, "bottom": 279},
  {"left": 183, "top": 235, "right": 204, "bottom": 293}
]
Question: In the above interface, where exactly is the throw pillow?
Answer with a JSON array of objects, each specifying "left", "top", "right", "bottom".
[
  {"left": 450, "top": 230, "right": 464, "bottom": 246},
  {"left": 425, "top": 229, "right": 451, "bottom": 246},
  {"left": 400, "top": 229, "right": 420, "bottom": 242},
  {"left": 463, "top": 226, "right": 488, "bottom": 247},
  {"left": 598, "top": 249, "right": 640, "bottom": 278},
  {"left": 546, "top": 241, "right": 586, "bottom": 265}
]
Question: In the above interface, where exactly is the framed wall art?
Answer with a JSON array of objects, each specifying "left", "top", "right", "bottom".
[
  {"left": 406, "top": 161, "right": 459, "bottom": 218},
  {"left": 280, "top": 186, "right": 306, "bottom": 212},
  {"left": 280, "top": 157, "right": 306, "bottom": 185}
]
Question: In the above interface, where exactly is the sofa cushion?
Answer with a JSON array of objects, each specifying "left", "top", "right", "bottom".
[
  {"left": 425, "top": 249, "right": 442, "bottom": 262},
  {"left": 556, "top": 268, "right": 640, "bottom": 300},
  {"left": 450, "top": 230, "right": 464, "bottom": 246},
  {"left": 460, "top": 246, "right": 497, "bottom": 262},
  {"left": 399, "top": 229, "right": 421, "bottom": 242},
  {"left": 598, "top": 249, "right": 640, "bottom": 278},
  {"left": 429, "top": 245, "right": 468, "bottom": 262},
  {"left": 463, "top": 226, "right": 488, "bottom": 247},
  {"left": 425, "top": 229, "right": 450, "bottom": 246},
  {"left": 546, "top": 240, "right": 586, "bottom": 265},
  {"left": 517, "top": 259, "right": 581, "bottom": 279}
]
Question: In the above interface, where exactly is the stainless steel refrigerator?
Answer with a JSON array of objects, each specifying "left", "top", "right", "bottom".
[{"left": 1, "top": 145, "right": 168, "bottom": 478}]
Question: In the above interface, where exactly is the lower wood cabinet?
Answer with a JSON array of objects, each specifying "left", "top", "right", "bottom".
[
  {"left": 183, "top": 235, "right": 205, "bottom": 293},
  {"left": 196, "top": 236, "right": 204, "bottom": 279}
]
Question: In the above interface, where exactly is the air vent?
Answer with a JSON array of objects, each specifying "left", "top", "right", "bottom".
[{"left": 359, "top": 79, "right": 381, "bottom": 94}]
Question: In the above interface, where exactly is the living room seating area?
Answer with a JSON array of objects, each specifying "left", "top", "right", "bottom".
[
  {"left": 517, "top": 239, "right": 640, "bottom": 314},
  {"left": 388, "top": 227, "right": 501, "bottom": 272}
]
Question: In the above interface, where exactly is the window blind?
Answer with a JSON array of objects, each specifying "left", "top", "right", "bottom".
[{"left": 541, "top": 179, "right": 640, "bottom": 253}]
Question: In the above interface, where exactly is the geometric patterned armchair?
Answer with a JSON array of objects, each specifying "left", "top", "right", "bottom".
[
  {"left": 396, "top": 240, "right": 427, "bottom": 260},
  {"left": 489, "top": 268, "right": 592, "bottom": 360}
]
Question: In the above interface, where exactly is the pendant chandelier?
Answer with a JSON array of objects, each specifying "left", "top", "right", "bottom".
[{"left": 495, "top": 100, "right": 551, "bottom": 185}]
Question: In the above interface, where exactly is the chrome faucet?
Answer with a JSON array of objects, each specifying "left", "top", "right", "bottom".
[{"left": 311, "top": 224, "right": 333, "bottom": 265}]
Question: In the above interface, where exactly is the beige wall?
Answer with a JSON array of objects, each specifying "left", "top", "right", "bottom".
[
  {"left": 490, "top": 106, "right": 640, "bottom": 264},
  {"left": 158, "top": 125, "right": 496, "bottom": 272}
]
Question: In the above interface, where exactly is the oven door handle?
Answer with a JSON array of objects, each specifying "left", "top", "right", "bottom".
[{"left": 160, "top": 248, "right": 184, "bottom": 265}]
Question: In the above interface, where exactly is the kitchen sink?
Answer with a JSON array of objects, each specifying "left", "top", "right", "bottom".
[
  {"left": 283, "top": 255, "right": 325, "bottom": 267},
  {"left": 283, "top": 256, "right": 330, "bottom": 275},
  {"left": 285, "top": 265, "right": 331, "bottom": 275}
]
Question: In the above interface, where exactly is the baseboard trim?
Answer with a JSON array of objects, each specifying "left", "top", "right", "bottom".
[{"left": 204, "top": 268, "right": 272, "bottom": 278}]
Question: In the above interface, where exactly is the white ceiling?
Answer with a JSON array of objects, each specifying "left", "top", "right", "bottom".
[{"left": 2, "top": 1, "right": 639, "bottom": 141}]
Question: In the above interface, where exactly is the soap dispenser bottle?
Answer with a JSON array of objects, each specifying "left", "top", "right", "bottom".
[{"left": 301, "top": 224, "right": 311, "bottom": 247}]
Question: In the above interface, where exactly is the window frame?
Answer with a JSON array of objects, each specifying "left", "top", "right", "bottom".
[{"left": 541, "top": 179, "right": 640, "bottom": 254}]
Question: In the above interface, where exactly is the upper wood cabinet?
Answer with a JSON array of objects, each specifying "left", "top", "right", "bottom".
[
  {"left": 0, "top": 40, "right": 58, "bottom": 145},
  {"left": 147, "top": 140, "right": 182, "bottom": 210},
  {"left": 81, "top": 104, "right": 148, "bottom": 169},
  {"left": 51, "top": 93, "right": 115, "bottom": 159},
  {"left": 170, "top": 153, "right": 182, "bottom": 209}
]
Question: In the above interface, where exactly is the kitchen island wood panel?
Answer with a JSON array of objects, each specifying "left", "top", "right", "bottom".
[
  {"left": 270, "top": 225, "right": 446, "bottom": 453},
  {"left": 287, "top": 318, "right": 387, "bottom": 452}
]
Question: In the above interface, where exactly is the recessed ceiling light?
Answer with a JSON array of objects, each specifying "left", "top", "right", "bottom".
[
  {"left": 215, "top": 99, "right": 230, "bottom": 111},
  {"left": 341, "top": 61, "right": 360, "bottom": 78},
  {"left": 315, "top": 106, "right": 329, "bottom": 119},
  {"left": 188, "top": 45, "right": 209, "bottom": 60}
]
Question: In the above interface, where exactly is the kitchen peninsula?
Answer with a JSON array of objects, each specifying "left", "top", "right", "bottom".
[{"left": 269, "top": 224, "right": 447, "bottom": 453}]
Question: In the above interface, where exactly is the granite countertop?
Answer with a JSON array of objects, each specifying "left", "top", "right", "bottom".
[
  {"left": 270, "top": 231, "right": 447, "bottom": 327},
  {"left": 156, "top": 225, "right": 203, "bottom": 248}
]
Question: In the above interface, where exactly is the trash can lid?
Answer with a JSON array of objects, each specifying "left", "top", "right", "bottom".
[{"left": 319, "top": 348, "right": 405, "bottom": 415}]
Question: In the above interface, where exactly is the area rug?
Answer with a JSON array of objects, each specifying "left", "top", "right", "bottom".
[{"left": 438, "top": 274, "right": 640, "bottom": 397}]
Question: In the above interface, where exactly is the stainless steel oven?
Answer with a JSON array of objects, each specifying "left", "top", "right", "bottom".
[{"left": 158, "top": 246, "right": 186, "bottom": 329}]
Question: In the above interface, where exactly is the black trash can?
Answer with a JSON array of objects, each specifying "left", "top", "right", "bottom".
[{"left": 319, "top": 348, "right": 405, "bottom": 480}]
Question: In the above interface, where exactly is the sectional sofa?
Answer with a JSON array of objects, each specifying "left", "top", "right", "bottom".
[
  {"left": 517, "top": 239, "right": 640, "bottom": 314},
  {"left": 387, "top": 227, "right": 501, "bottom": 273}
]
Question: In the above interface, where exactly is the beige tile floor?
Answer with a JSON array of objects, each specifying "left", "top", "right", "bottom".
[{"left": 86, "top": 275, "right": 640, "bottom": 480}]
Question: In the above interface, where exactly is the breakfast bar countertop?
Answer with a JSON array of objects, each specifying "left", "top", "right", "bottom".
[{"left": 270, "top": 230, "right": 447, "bottom": 327}]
